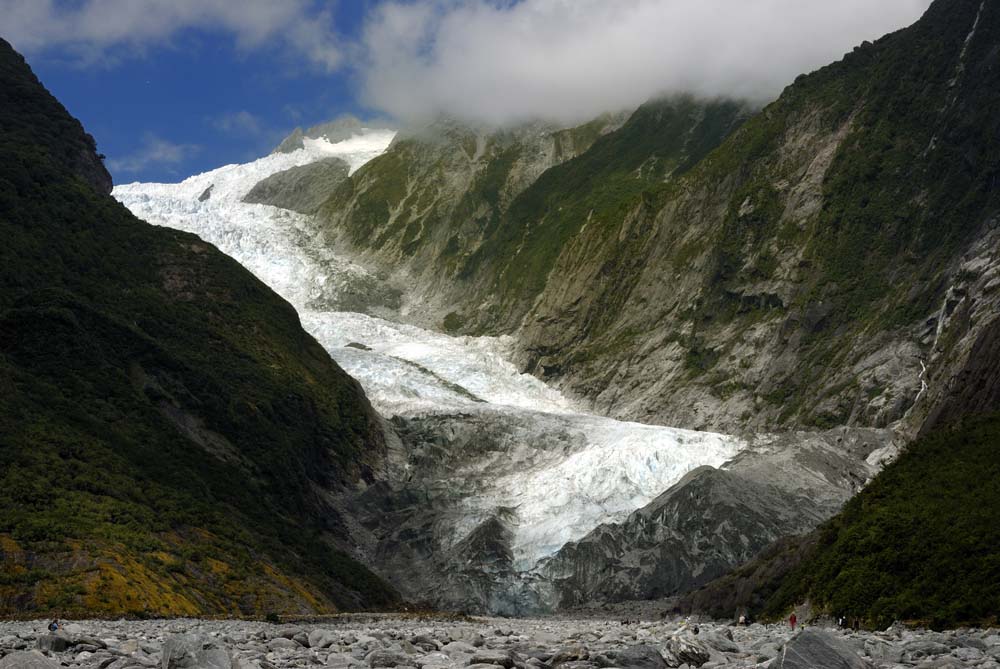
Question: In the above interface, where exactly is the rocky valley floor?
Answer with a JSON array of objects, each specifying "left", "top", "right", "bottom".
[{"left": 2, "top": 616, "right": 997, "bottom": 669}]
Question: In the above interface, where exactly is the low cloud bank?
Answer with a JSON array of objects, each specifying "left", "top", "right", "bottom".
[
  {"left": 2, "top": 0, "right": 933, "bottom": 126},
  {"left": 358, "top": 0, "right": 932, "bottom": 125}
]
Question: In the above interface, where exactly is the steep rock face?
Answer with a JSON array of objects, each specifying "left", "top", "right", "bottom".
[
  {"left": 456, "top": 98, "right": 752, "bottom": 333},
  {"left": 507, "top": 0, "right": 1000, "bottom": 434},
  {"left": 316, "top": 100, "right": 751, "bottom": 333},
  {"left": 678, "top": 411, "right": 1000, "bottom": 630},
  {"left": 316, "top": 112, "right": 638, "bottom": 323},
  {"left": 916, "top": 229, "right": 1000, "bottom": 435},
  {"left": 242, "top": 157, "right": 350, "bottom": 214},
  {"left": 0, "top": 39, "right": 396, "bottom": 616},
  {"left": 679, "top": 288, "right": 1000, "bottom": 628},
  {"left": 672, "top": 534, "right": 821, "bottom": 621},
  {"left": 534, "top": 429, "right": 888, "bottom": 607}
]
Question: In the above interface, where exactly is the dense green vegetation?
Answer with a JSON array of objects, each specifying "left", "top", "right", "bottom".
[
  {"left": 760, "top": 413, "right": 1000, "bottom": 629},
  {"left": 0, "top": 39, "right": 397, "bottom": 616},
  {"left": 463, "top": 98, "right": 750, "bottom": 308},
  {"left": 678, "top": 399, "right": 1000, "bottom": 629},
  {"left": 700, "top": 0, "right": 999, "bottom": 418},
  {"left": 796, "top": 0, "right": 999, "bottom": 329},
  {"left": 526, "top": 0, "right": 1000, "bottom": 427}
]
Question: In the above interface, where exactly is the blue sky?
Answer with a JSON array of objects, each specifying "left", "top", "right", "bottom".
[
  {"left": 16, "top": 1, "right": 381, "bottom": 183},
  {"left": 2, "top": 0, "right": 932, "bottom": 185}
]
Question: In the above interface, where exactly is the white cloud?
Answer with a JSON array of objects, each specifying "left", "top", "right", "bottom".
[
  {"left": 358, "top": 0, "right": 934, "bottom": 125},
  {"left": 0, "top": 0, "right": 342, "bottom": 70},
  {"left": 107, "top": 134, "right": 199, "bottom": 176},
  {"left": 211, "top": 110, "right": 264, "bottom": 136},
  {"left": 1, "top": 0, "right": 937, "bottom": 127}
]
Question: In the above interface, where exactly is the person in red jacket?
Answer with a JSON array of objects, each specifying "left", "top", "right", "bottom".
[{"left": 789, "top": 612, "right": 797, "bottom": 630}]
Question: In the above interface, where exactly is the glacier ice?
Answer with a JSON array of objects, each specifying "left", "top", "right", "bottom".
[{"left": 113, "top": 129, "right": 744, "bottom": 570}]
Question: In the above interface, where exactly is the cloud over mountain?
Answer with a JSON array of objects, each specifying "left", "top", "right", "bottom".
[
  {"left": 2, "top": 0, "right": 933, "bottom": 126},
  {"left": 358, "top": 0, "right": 933, "bottom": 124}
]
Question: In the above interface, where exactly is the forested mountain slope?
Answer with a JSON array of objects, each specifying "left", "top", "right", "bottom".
[
  {"left": 678, "top": 407, "right": 1000, "bottom": 629},
  {"left": 0, "top": 38, "right": 397, "bottom": 617},
  {"left": 507, "top": 0, "right": 1000, "bottom": 434},
  {"left": 316, "top": 100, "right": 749, "bottom": 331}
]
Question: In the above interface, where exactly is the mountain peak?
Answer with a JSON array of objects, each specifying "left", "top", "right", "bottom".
[
  {"left": 274, "top": 114, "right": 396, "bottom": 154},
  {"left": 0, "top": 38, "right": 112, "bottom": 194}
]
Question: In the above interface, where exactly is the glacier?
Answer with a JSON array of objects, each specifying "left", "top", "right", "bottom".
[{"left": 113, "top": 129, "right": 743, "bottom": 576}]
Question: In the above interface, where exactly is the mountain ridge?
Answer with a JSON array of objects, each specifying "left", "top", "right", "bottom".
[{"left": 0, "top": 37, "right": 397, "bottom": 617}]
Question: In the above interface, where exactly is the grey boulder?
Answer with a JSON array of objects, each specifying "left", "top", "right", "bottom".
[
  {"left": 0, "top": 651, "right": 61, "bottom": 669},
  {"left": 662, "top": 635, "right": 711, "bottom": 668},
  {"left": 773, "top": 628, "right": 871, "bottom": 669},
  {"left": 367, "top": 649, "right": 416, "bottom": 667},
  {"left": 700, "top": 631, "right": 739, "bottom": 654},
  {"left": 660, "top": 634, "right": 712, "bottom": 667},
  {"left": 468, "top": 650, "right": 515, "bottom": 668},
  {"left": 266, "top": 637, "right": 300, "bottom": 651},
  {"left": 274, "top": 627, "right": 304, "bottom": 640},
  {"left": 36, "top": 634, "right": 69, "bottom": 652},
  {"left": 161, "top": 634, "right": 233, "bottom": 669},
  {"left": 605, "top": 644, "right": 668, "bottom": 669},
  {"left": 903, "top": 639, "right": 952, "bottom": 660},
  {"left": 308, "top": 629, "right": 339, "bottom": 649}
]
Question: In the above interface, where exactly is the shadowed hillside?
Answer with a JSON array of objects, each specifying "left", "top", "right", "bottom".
[{"left": 0, "top": 38, "right": 397, "bottom": 617}]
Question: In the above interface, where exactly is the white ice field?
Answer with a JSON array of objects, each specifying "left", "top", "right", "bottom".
[{"left": 114, "top": 130, "right": 743, "bottom": 570}]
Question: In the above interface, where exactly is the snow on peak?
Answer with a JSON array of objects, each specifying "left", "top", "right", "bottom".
[
  {"left": 115, "top": 128, "right": 396, "bottom": 205},
  {"left": 301, "top": 130, "right": 397, "bottom": 172}
]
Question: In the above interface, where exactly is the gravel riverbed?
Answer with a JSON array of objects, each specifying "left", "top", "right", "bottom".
[{"left": 1, "top": 616, "right": 997, "bottom": 669}]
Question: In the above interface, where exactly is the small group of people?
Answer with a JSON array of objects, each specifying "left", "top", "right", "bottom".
[{"left": 726, "top": 610, "right": 862, "bottom": 631}]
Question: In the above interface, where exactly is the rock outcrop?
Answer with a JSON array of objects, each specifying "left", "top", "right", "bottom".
[
  {"left": 677, "top": 410, "right": 1000, "bottom": 629},
  {"left": 315, "top": 110, "right": 642, "bottom": 325},
  {"left": 774, "top": 628, "right": 872, "bottom": 669},
  {"left": 535, "top": 429, "right": 889, "bottom": 607},
  {"left": 243, "top": 156, "right": 351, "bottom": 214}
]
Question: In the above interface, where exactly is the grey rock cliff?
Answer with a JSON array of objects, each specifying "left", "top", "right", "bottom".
[
  {"left": 534, "top": 429, "right": 889, "bottom": 607},
  {"left": 243, "top": 157, "right": 351, "bottom": 214},
  {"left": 335, "top": 411, "right": 890, "bottom": 614}
]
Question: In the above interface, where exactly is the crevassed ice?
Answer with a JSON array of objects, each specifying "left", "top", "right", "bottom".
[
  {"left": 113, "top": 130, "right": 743, "bottom": 569},
  {"left": 302, "top": 310, "right": 572, "bottom": 414}
]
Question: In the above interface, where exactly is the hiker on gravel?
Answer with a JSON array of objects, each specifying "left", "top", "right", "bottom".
[
  {"left": 789, "top": 613, "right": 797, "bottom": 631},
  {"left": 47, "top": 619, "right": 59, "bottom": 632}
]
